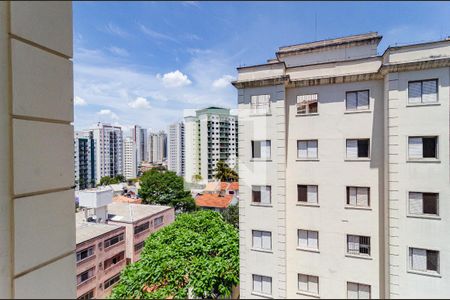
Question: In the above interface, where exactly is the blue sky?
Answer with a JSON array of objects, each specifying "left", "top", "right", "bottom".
[{"left": 73, "top": 1, "right": 450, "bottom": 133}]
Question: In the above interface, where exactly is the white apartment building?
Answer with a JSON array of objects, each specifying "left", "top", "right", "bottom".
[
  {"left": 123, "top": 137, "right": 137, "bottom": 179},
  {"left": 184, "top": 107, "right": 238, "bottom": 184},
  {"left": 74, "top": 131, "right": 96, "bottom": 190},
  {"left": 131, "top": 125, "right": 148, "bottom": 164},
  {"left": 233, "top": 32, "right": 450, "bottom": 299},
  {"left": 91, "top": 123, "right": 123, "bottom": 183},
  {"left": 167, "top": 121, "right": 185, "bottom": 176},
  {"left": 148, "top": 131, "right": 167, "bottom": 164}
]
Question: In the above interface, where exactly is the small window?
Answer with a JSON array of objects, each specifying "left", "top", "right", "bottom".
[
  {"left": 298, "top": 230, "right": 319, "bottom": 250},
  {"left": 77, "top": 289, "right": 94, "bottom": 300},
  {"left": 252, "top": 230, "right": 272, "bottom": 250},
  {"left": 408, "top": 137, "right": 438, "bottom": 159},
  {"left": 298, "top": 274, "right": 319, "bottom": 295},
  {"left": 297, "top": 185, "right": 318, "bottom": 204},
  {"left": 252, "top": 274, "right": 272, "bottom": 295},
  {"left": 154, "top": 216, "right": 164, "bottom": 227},
  {"left": 409, "top": 247, "right": 439, "bottom": 273},
  {"left": 346, "top": 187, "right": 370, "bottom": 207},
  {"left": 103, "top": 273, "right": 121, "bottom": 289},
  {"left": 251, "top": 95, "right": 270, "bottom": 114},
  {"left": 103, "top": 251, "right": 124, "bottom": 270},
  {"left": 297, "top": 140, "right": 318, "bottom": 159},
  {"left": 77, "top": 268, "right": 95, "bottom": 285},
  {"left": 408, "top": 79, "right": 438, "bottom": 104},
  {"left": 134, "top": 241, "right": 145, "bottom": 252},
  {"left": 409, "top": 192, "right": 438, "bottom": 216},
  {"left": 252, "top": 140, "right": 271, "bottom": 159},
  {"left": 76, "top": 246, "right": 95, "bottom": 262},
  {"left": 346, "top": 139, "right": 369, "bottom": 159},
  {"left": 347, "top": 235, "right": 371, "bottom": 256},
  {"left": 252, "top": 185, "right": 271, "bottom": 204},
  {"left": 134, "top": 222, "right": 150, "bottom": 235},
  {"left": 297, "top": 94, "right": 318, "bottom": 115},
  {"left": 346, "top": 90, "right": 369, "bottom": 111},
  {"left": 104, "top": 233, "right": 124, "bottom": 248},
  {"left": 347, "top": 282, "right": 371, "bottom": 299}
]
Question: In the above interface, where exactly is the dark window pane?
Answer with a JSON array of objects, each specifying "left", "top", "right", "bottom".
[
  {"left": 427, "top": 250, "right": 439, "bottom": 271},
  {"left": 357, "top": 139, "right": 369, "bottom": 158},
  {"left": 252, "top": 141, "right": 261, "bottom": 158},
  {"left": 423, "top": 138, "right": 437, "bottom": 158},
  {"left": 309, "top": 102, "right": 318, "bottom": 113},
  {"left": 423, "top": 193, "right": 438, "bottom": 214},
  {"left": 298, "top": 185, "right": 307, "bottom": 202},
  {"left": 252, "top": 190, "right": 261, "bottom": 203}
]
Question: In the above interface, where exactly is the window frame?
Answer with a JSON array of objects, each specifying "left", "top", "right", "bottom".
[
  {"left": 408, "top": 79, "right": 438, "bottom": 104},
  {"left": 347, "top": 235, "right": 371, "bottom": 257},
  {"left": 408, "top": 136, "right": 439, "bottom": 160},
  {"left": 297, "top": 139, "right": 318, "bottom": 159},
  {"left": 409, "top": 247, "right": 440, "bottom": 274},
  {"left": 251, "top": 140, "right": 271, "bottom": 159},
  {"left": 298, "top": 273, "right": 319, "bottom": 296},
  {"left": 252, "top": 274, "right": 272, "bottom": 296},
  {"left": 104, "top": 233, "right": 124, "bottom": 249},
  {"left": 346, "top": 138, "right": 370, "bottom": 159},
  {"left": 346, "top": 186, "right": 370, "bottom": 208},
  {"left": 347, "top": 282, "right": 371, "bottom": 299},
  {"left": 297, "top": 94, "right": 319, "bottom": 115},
  {"left": 252, "top": 230, "right": 272, "bottom": 251},
  {"left": 154, "top": 216, "right": 164, "bottom": 227},
  {"left": 76, "top": 246, "right": 95, "bottom": 263},
  {"left": 250, "top": 94, "right": 271, "bottom": 114},
  {"left": 297, "top": 229, "right": 319, "bottom": 251},
  {"left": 297, "top": 184, "right": 318, "bottom": 204},
  {"left": 134, "top": 221, "right": 150, "bottom": 235},
  {"left": 346, "top": 90, "right": 370, "bottom": 111},
  {"left": 103, "top": 273, "right": 121, "bottom": 290},
  {"left": 251, "top": 185, "right": 272, "bottom": 205},
  {"left": 408, "top": 192, "right": 439, "bottom": 217}
]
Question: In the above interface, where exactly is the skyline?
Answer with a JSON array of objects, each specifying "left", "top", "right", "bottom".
[{"left": 73, "top": 1, "right": 450, "bottom": 132}]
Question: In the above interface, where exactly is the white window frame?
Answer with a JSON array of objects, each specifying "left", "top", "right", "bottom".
[
  {"left": 251, "top": 94, "right": 271, "bottom": 115},
  {"left": 297, "top": 94, "right": 318, "bottom": 115},
  {"left": 252, "top": 274, "right": 272, "bottom": 296},
  {"left": 298, "top": 229, "right": 319, "bottom": 251},
  {"left": 346, "top": 90, "right": 370, "bottom": 111},
  {"left": 408, "top": 192, "right": 439, "bottom": 217},
  {"left": 297, "top": 140, "right": 318, "bottom": 159},
  {"left": 347, "top": 235, "right": 371, "bottom": 257},
  {"left": 407, "top": 136, "right": 439, "bottom": 160},
  {"left": 252, "top": 230, "right": 272, "bottom": 251},
  {"left": 346, "top": 139, "right": 370, "bottom": 159},
  {"left": 298, "top": 273, "right": 319, "bottom": 296},
  {"left": 252, "top": 185, "right": 272, "bottom": 205},
  {"left": 297, "top": 184, "right": 318, "bottom": 204},
  {"left": 346, "top": 186, "right": 370, "bottom": 208},
  {"left": 347, "top": 282, "right": 371, "bottom": 299},
  {"left": 409, "top": 247, "right": 440, "bottom": 274},
  {"left": 252, "top": 140, "right": 271, "bottom": 159},
  {"left": 408, "top": 79, "right": 438, "bottom": 104}
]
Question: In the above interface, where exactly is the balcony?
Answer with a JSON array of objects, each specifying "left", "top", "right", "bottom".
[{"left": 103, "top": 259, "right": 126, "bottom": 276}]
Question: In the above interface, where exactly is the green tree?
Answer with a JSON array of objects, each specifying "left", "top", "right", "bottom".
[
  {"left": 99, "top": 176, "right": 113, "bottom": 186},
  {"left": 192, "top": 174, "right": 202, "bottom": 183},
  {"left": 110, "top": 211, "right": 239, "bottom": 299},
  {"left": 115, "top": 174, "right": 125, "bottom": 183},
  {"left": 139, "top": 169, "right": 196, "bottom": 212},
  {"left": 213, "top": 161, "right": 238, "bottom": 182},
  {"left": 221, "top": 204, "right": 239, "bottom": 229}
]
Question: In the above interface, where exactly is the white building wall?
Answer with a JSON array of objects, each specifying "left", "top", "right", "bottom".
[
  {"left": 184, "top": 117, "right": 200, "bottom": 182},
  {"left": 123, "top": 137, "right": 137, "bottom": 179},
  {"left": 168, "top": 122, "right": 185, "bottom": 176}
]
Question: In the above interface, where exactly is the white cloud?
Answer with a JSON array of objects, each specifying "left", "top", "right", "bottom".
[
  {"left": 182, "top": 1, "right": 200, "bottom": 8},
  {"left": 97, "top": 109, "right": 119, "bottom": 120},
  {"left": 128, "top": 97, "right": 151, "bottom": 109},
  {"left": 103, "top": 22, "right": 129, "bottom": 38},
  {"left": 157, "top": 70, "right": 192, "bottom": 88},
  {"left": 212, "top": 75, "right": 235, "bottom": 89},
  {"left": 139, "top": 24, "right": 178, "bottom": 43},
  {"left": 108, "top": 46, "right": 129, "bottom": 57},
  {"left": 74, "top": 96, "right": 87, "bottom": 106}
]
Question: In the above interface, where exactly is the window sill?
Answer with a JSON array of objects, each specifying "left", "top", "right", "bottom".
[
  {"left": 251, "top": 203, "right": 273, "bottom": 208},
  {"left": 250, "top": 113, "right": 272, "bottom": 117},
  {"left": 345, "top": 254, "right": 372, "bottom": 260},
  {"left": 296, "top": 113, "right": 319, "bottom": 117},
  {"left": 296, "top": 159, "right": 320, "bottom": 162},
  {"left": 344, "top": 206, "right": 372, "bottom": 211},
  {"left": 344, "top": 158, "right": 371, "bottom": 162},
  {"left": 406, "top": 159, "right": 440, "bottom": 164},
  {"left": 296, "top": 291, "right": 320, "bottom": 298},
  {"left": 406, "top": 214, "right": 441, "bottom": 220},
  {"left": 296, "top": 247, "right": 320, "bottom": 254},
  {"left": 251, "top": 292, "right": 273, "bottom": 299},
  {"left": 406, "top": 102, "right": 440, "bottom": 108},
  {"left": 250, "top": 159, "right": 273, "bottom": 162},
  {"left": 344, "top": 109, "right": 372, "bottom": 114},
  {"left": 251, "top": 248, "right": 273, "bottom": 254},
  {"left": 407, "top": 270, "right": 441, "bottom": 278},
  {"left": 296, "top": 202, "right": 320, "bottom": 208}
]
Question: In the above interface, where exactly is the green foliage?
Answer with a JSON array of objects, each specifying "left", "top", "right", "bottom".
[
  {"left": 99, "top": 175, "right": 125, "bottom": 186},
  {"left": 139, "top": 169, "right": 196, "bottom": 213},
  {"left": 192, "top": 174, "right": 202, "bottom": 183},
  {"left": 213, "top": 161, "right": 238, "bottom": 182},
  {"left": 221, "top": 204, "right": 239, "bottom": 229},
  {"left": 110, "top": 210, "right": 239, "bottom": 299}
]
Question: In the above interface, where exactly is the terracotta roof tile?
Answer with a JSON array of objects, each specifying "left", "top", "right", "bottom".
[{"left": 195, "top": 193, "right": 233, "bottom": 209}]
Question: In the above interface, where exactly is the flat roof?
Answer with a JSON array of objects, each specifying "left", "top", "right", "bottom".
[
  {"left": 75, "top": 212, "right": 122, "bottom": 245},
  {"left": 107, "top": 202, "right": 172, "bottom": 224}
]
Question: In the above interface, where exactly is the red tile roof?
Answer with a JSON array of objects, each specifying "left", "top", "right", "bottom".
[
  {"left": 195, "top": 193, "right": 233, "bottom": 209},
  {"left": 113, "top": 195, "right": 142, "bottom": 204},
  {"left": 228, "top": 182, "right": 239, "bottom": 191}
]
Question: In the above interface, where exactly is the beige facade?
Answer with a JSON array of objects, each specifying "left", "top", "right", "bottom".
[{"left": 234, "top": 33, "right": 450, "bottom": 298}]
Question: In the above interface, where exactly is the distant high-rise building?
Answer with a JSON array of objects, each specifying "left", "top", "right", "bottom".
[
  {"left": 74, "top": 131, "right": 96, "bottom": 190},
  {"left": 167, "top": 122, "right": 185, "bottom": 176},
  {"left": 90, "top": 123, "right": 123, "bottom": 183},
  {"left": 148, "top": 131, "right": 167, "bottom": 164},
  {"left": 123, "top": 137, "right": 137, "bottom": 179},
  {"left": 184, "top": 107, "right": 238, "bottom": 183},
  {"left": 131, "top": 125, "right": 147, "bottom": 164}
]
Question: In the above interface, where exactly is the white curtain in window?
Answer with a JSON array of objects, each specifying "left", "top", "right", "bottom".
[
  {"left": 357, "top": 91, "right": 369, "bottom": 109},
  {"left": 253, "top": 275, "right": 262, "bottom": 292},
  {"left": 409, "top": 192, "right": 423, "bottom": 214},
  {"left": 308, "top": 231, "right": 318, "bottom": 249},
  {"left": 408, "top": 82, "right": 422, "bottom": 104},
  {"left": 411, "top": 248, "right": 427, "bottom": 271},
  {"left": 262, "top": 232, "right": 271, "bottom": 250},
  {"left": 307, "top": 185, "right": 318, "bottom": 203},
  {"left": 357, "top": 188, "right": 369, "bottom": 207},
  {"left": 408, "top": 138, "right": 423, "bottom": 158},
  {"left": 349, "top": 187, "right": 357, "bottom": 206},
  {"left": 252, "top": 231, "right": 262, "bottom": 248},
  {"left": 261, "top": 141, "right": 271, "bottom": 159},
  {"left": 346, "top": 140, "right": 358, "bottom": 159},
  {"left": 309, "top": 276, "right": 319, "bottom": 295},
  {"left": 298, "top": 230, "right": 308, "bottom": 248},
  {"left": 422, "top": 80, "right": 437, "bottom": 103},
  {"left": 359, "top": 284, "right": 371, "bottom": 299},
  {"left": 261, "top": 186, "right": 271, "bottom": 204},
  {"left": 347, "top": 92, "right": 357, "bottom": 110},
  {"left": 262, "top": 276, "right": 271, "bottom": 295},
  {"left": 348, "top": 235, "right": 360, "bottom": 253},
  {"left": 308, "top": 140, "right": 318, "bottom": 158},
  {"left": 347, "top": 282, "right": 359, "bottom": 299},
  {"left": 298, "top": 274, "right": 308, "bottom": 292},
  {"left": 298, "top": 141, "right": 308, "bottom": 158}
]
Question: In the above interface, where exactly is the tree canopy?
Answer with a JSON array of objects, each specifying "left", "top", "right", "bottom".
[
  {"left": 139, "top": 169, "right": 196, "bottom": 213},
  {"left": 213, "top": 161, "right": 238, "bottom": 182},
  {"left": 110, "top": 210, "right": 239, "bottom": 299},
  {"left": 99, "top": 175, "right": 125, "bottom": 186},
  {"left": 221, "top": 204, "right": 239, "bottom": 229}
]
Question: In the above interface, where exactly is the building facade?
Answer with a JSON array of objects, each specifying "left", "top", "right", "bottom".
[
  {"left": 123, "top": 137, "right": 137, "bottom": 179},
  {"left": 91, "top": 123, "right": 123, "bottom": 183},
  {"left": 233, "top": 32, "right": 450, "bottom": 298},
  {"left": 167, "top": 121, "right": 185, "bottom": 176},
  {"left": 148, "top": 131, "right": 167, "bottom": 164},
  {"left": 184, "top": 107, "right": 238, "bottom": 184},
  {"left": 131, "top": 125, "right": 148, "bottom": 165},
  {"left": 75, "top": 131, "right": 96, "bottom": 190}
]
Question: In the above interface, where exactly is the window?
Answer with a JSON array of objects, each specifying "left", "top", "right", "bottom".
[
  {"left": 297, "top": 185, "right": 318, "bottom": 204},
  {"left": 251, "top": 94, "right": 270, "bottom": 114},
  {"left": 347, "top": 235, "right": 371, "bottom": 256},
  {"left": 76, "top": 246, "right": 94, "bottom": 262},
  {"left": 298, "top": 230, "right": 319, "bottom": 250},
  {"left": 252, "top": 140, "right": 271, "bottom": 159},
  {"left": 134, "top": 222, "right": 150, "bottom": 235},
  {"left": 409, "top": 248, "right": 439, "bottom": 273},
  {"left": 297, "top": 94, "right": 318, "bottom": 115},
  {"left": 154, "top": 216, "right": 164, "bottom": 227},
  {"left": 252, "top": 185, "right": 271, "bottom": 204},
  {"left": 346, "top": 139, "right": 369, "bottom": 159},
  {"left": 408, "top": 79, "right": 438, "bottom": 104},
  {"left": 347, "top": 282, "right": 371, "bottom": 299},
  {"left": 134, "top": 241, "right": 145, "bottom": 252},
  {"left": 298, "top": 274, "right": 319, "bottom": 295},
  {"left": 103, "top": 273, "right": 121, "bottom": 289},
  {"left": 408, "top": 137, "right": 438, "bottom": 159},
  {"left": 252, "top": 230, "right": 272, "bottom": 250},
  {"left": 297, "top": 140, "right": 318, "bottom": 159},
  {"left": 252, "top": 274, "right": 272, "bottom": 295},
  {"left": 77, "top": 289, "right": 94, "bottom": 300},
  {"left": 104, "top": 251, "right": 124, "bottom": 270},
  {"left": 346, "top": 90, "right": 369, "bottom": 110},
  {"left": 346, "top": 187, "right": 370, "bottom": 207},
  {"left": 104, "top": 233, "right": 124, "bottom": 248},
  {"left": 77, "top": 268, "right": 95, "bottom": 285},
  {"left": 409, "top": 192, "right": 438, "bottom": 216}
]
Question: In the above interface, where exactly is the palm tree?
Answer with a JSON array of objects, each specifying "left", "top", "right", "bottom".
[{"left": 213, "top": 161, "right": 238, "bottom": 182}]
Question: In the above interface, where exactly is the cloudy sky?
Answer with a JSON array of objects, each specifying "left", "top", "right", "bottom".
[{"left": 73, "top": 1, "right": 450, "bottom": 133}]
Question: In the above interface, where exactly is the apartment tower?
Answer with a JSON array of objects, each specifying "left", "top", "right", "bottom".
[
  {"left": 233, "top": 32, "right": 450, "bottom": 298},
  {"left": 74, "top": 131, "right": 96, "bottom": 190},
  {"left": 131, "top": 125, "right": 148, "bottom": 164},
  {"left": 123, "top": 137, "right": 137, "bottom": 179},
  {"left": 148, "top": 131, "right": 167, "bottom": 164},
  {"left": 167, "top": 121, "right": 185, "bottom": 176},
  {"left": 184, "top": 107, "right": 238, "bottom": 184}
]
